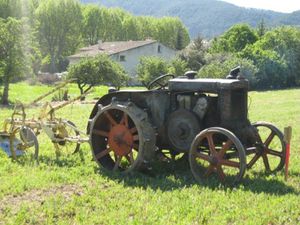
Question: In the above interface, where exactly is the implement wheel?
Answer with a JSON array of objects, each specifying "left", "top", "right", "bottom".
[
  {"left": 52, "top": 120, "right": 80, "bottom": 156},
  {"left": 247, "top": 122, "right": 286, "bottom": 173},
  {"left": 19, "top": 126, "right": 39, "bottom": 162},
  {"left": 90, "top": 101, "right": 156, "bottom": 172},
  {"left": 189, "top": 127, "right": 246, "bottom": 185}
]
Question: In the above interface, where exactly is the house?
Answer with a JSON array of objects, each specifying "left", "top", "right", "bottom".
[{"left": 68, "top": 39, "right": 177, "bottom": 79}]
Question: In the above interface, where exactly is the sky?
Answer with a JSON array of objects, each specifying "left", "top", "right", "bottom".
[{"left": 221, "top": 0, "right": 300, "bottom": 13}]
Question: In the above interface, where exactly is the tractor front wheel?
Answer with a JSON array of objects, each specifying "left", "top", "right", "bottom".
[{"left": 189, "top": 127, "right": 246, "bottom": 185}]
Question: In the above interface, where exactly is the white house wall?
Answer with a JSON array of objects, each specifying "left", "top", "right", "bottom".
[{"left": 112, "top": 42, "right": 176, "bottom": 79}]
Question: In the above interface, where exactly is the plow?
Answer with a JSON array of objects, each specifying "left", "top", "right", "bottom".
[{"left": 0, "top": 80, "right": 90, "bottom": 162}]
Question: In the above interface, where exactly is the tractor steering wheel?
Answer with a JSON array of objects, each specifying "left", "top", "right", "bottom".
[{"left": 147, "top": 74, "right": 175, "bottom": 90}]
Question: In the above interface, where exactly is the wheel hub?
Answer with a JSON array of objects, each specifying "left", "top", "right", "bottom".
[{"left": 108, "top": 124, "right": 134, "bottom": 156}]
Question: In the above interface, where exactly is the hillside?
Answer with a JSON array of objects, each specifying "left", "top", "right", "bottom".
[{"left": 81, "top": 0, "right": 300, "bottom": 38}]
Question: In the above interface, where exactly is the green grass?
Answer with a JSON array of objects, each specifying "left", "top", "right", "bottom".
[{"left": 0, "top": 83, "right": 299, "bottom": 224}]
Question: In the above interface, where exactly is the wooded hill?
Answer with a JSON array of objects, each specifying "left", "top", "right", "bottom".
[{"left": 82, "top": 0, "right": 300, "bottom": 38}]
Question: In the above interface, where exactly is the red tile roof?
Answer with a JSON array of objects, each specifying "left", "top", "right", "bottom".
[{"left": 69, "top": 40, "right": 157, "bottom": 59}]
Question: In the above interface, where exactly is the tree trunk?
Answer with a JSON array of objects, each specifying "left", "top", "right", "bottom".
[
  {"left": 78, "top": 82, "right": 85, "bottom": 101},
  {"left": 1, "top": 75, "right": 10, "bottom": 105},
  {"left": 50, "top": 52, "right": 56, "bottom": 73}
]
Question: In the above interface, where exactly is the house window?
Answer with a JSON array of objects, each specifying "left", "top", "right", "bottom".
[
  {"left": 158, "top": 45, "right": 161, "bottom": 53},
  {"left": 120, "top": 55, "right": 126, "bottom": 61}
]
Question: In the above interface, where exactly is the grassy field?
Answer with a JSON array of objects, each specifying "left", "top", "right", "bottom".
[{"left": 0, "top": 83, "right": 299, "bottom": 224}]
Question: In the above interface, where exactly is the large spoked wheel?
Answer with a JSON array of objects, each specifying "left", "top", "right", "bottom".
[
  {"left": 52, "top": 120, "right": 80, "bottom": 156},
  {"left": 19, "top": 126, "right": 39, "bottom": 162},
  {"left": 90, "top": 102, "right": 156, "bottom": 172},
  {"left": 189, "top": 127, "right": 246, "bottom": 185},
  {"left": 247, "top": 122, "right": 286, "bottom": 173},
  {"left": 147, "top": 74, "right": 174, "bottom": 90}
]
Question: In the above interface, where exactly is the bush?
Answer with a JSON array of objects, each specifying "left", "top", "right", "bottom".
[
  {"left": 137, "top": 56, "right": 169, "bottom": 85},
  {"left": 68, "top": 54, "right": 128, "bottom": 96},
  {"left": 168, "top": 58, "right": 189, "bottom": 77}
]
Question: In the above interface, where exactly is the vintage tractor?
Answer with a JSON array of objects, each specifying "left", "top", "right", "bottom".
[{"left": 88, "top": 68, "right": 286, "bottom": 184}]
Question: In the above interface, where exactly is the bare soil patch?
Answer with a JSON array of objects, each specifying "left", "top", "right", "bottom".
[{"left": 0, "top": 184, "right": 84, "bottom": 214}]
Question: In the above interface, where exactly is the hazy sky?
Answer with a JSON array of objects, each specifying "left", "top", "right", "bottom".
[{"left": 221, "top": 0, "right": 300, "bottom": 13}]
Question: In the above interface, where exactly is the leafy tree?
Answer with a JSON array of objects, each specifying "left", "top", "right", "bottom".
[
  {"left": 179, "top": 36, "right": 207, "bottom": 71},
  {"left": 168, "top": 58, "right": 189, "bottom": 77},
  {"left": 137, "top": 56, "right": 169, "bottom": 85},
  {"left": 68, "top": 54, "right": 128, "bottom": 97},
  {"left": 122, "top": 15, "right": 141, "bottom": 41},
  {"left": 0, "top": 18, "right": 27, "bottom": 105},
  {"left": 241, "top": 26, "right": 300, "bottom": 88},
  {"left": 102, "top": 7, "right": 127, "bottom": 41},
  {"left": 154, "top": 17, "right": 190, "bottom": 50},
  {"left": 242, "top": 47, "right": 287, "bottom": 89},
  {"left": 198, "top": 53, "right": 259, "bottom": 88},
  {"left": 36, "top": 0, "right": 83, "bottom": 73},
  {"left": 257, "top": 19, "right": 267, "bottom": 37},
  {"left": 82, "top": 4, "right": 103, "bottom": 45},
  {"left": 210, "top": 24, "right": 258, "bottom": 53},
  {"left": 0, "top": 0, "right": 21, "bottom": 19}
]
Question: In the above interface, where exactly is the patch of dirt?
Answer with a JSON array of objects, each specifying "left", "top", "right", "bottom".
[{"left": 0, "top": 184, "right": 84, "bottom": 215}]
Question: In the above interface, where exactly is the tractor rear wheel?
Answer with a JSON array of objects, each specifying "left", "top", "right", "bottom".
[{"left": 90, "top": 101, "right": 156, "bottom": 172}]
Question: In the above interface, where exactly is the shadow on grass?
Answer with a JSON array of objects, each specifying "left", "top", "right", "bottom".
[
  {"left": 96, "top": 159, "right": 299, "bottom": 196},
  {"left": 16, "top": 150, "right": 89, "bottom": 167}
]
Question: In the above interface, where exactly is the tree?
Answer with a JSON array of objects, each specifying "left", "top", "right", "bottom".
[
  {"left": 154, "top": 17, "right": 190, "bottom": 50},
  {"left": 82, "top": 4, "right": 103, "bottom": 45},
  {"left": 68, "top": 54, "right": 128, "bottom": 98},
  {"left": 210, "top": 24, "right": 258, "bottom": 53},
  {"left": 0, "top": 0, "right": 21, "bottom": 19},
  {"left": 36, "top": 0, "right": 83, "bottom": 73},
  {"left": 122, "top": 15, "right": 140, "bottom": 41},
  {"left": 0, "top": 18, "right": 27, "bottom": 105},
  {"left": 168, "top": 58, "right": 189, "bottom": 76},
  {"left": 257, "top": 19, "right": 267, "bottom": 37},
  {"left": 101, "top": 7, "right": 127, "bottom": 41},
  {"left": 198, "top": 53, "right": 259, "bottom": 88},
  {"left": 137, "top": 56, "right": 169, "bottom": 85},
  {"left": 179, "top": 36, "right": 207, "bottom": 71},
  {"left": 240, "top": 26, "right": 300, "bottom": 88}
]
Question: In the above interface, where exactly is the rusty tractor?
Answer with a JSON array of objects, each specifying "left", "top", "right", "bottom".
[
  {"left": 0, "top": 80, "right": 90, "bottom": 162},
  {"left": 88, "top": 67, "right": 286, "bottom": 184}
]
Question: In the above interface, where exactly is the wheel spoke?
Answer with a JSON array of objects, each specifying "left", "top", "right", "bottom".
[
  {"left": 93, "top": 129, "right": 109, "bottom": 137},
  {"left": 262, "top": 154, "right": 271, "bottom": 172},
  {"left": 218, "top": 139, "right": 233, "bottom": 158},
  {"left": 216, "top": 165, "right": 225, "bottom": 182},
  {"left": 95, "top": 148, "right": 111, "bottom": 159},
  {"left": 104, "top": 111, "right": 117, "bottom": 126},
  {"left": 247, "top": 153, "right": 260, "bottom": 169},
  {"left": 267, "top": 148, "right": 283, "bottom": 157},
  {"left": 194, "top": 151, "right": 210, "bottom": 161},
  {"left": 264, "top": 131, "right": 275, "bottom": 147},
  {"left": 204, "top": 165, "right": 214, "bottom": 178},
  {"left": 120, "top": 112, "right": 129, "bottom": 128},
  {"left": 219, "top": 159, "right": 240, "bottom": 168},
  {"left": 207, "top": 133, "right": 217, "bottom": 155},
  {"left": 113, "top": 156, "right": 122, "bottom": 171}
]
